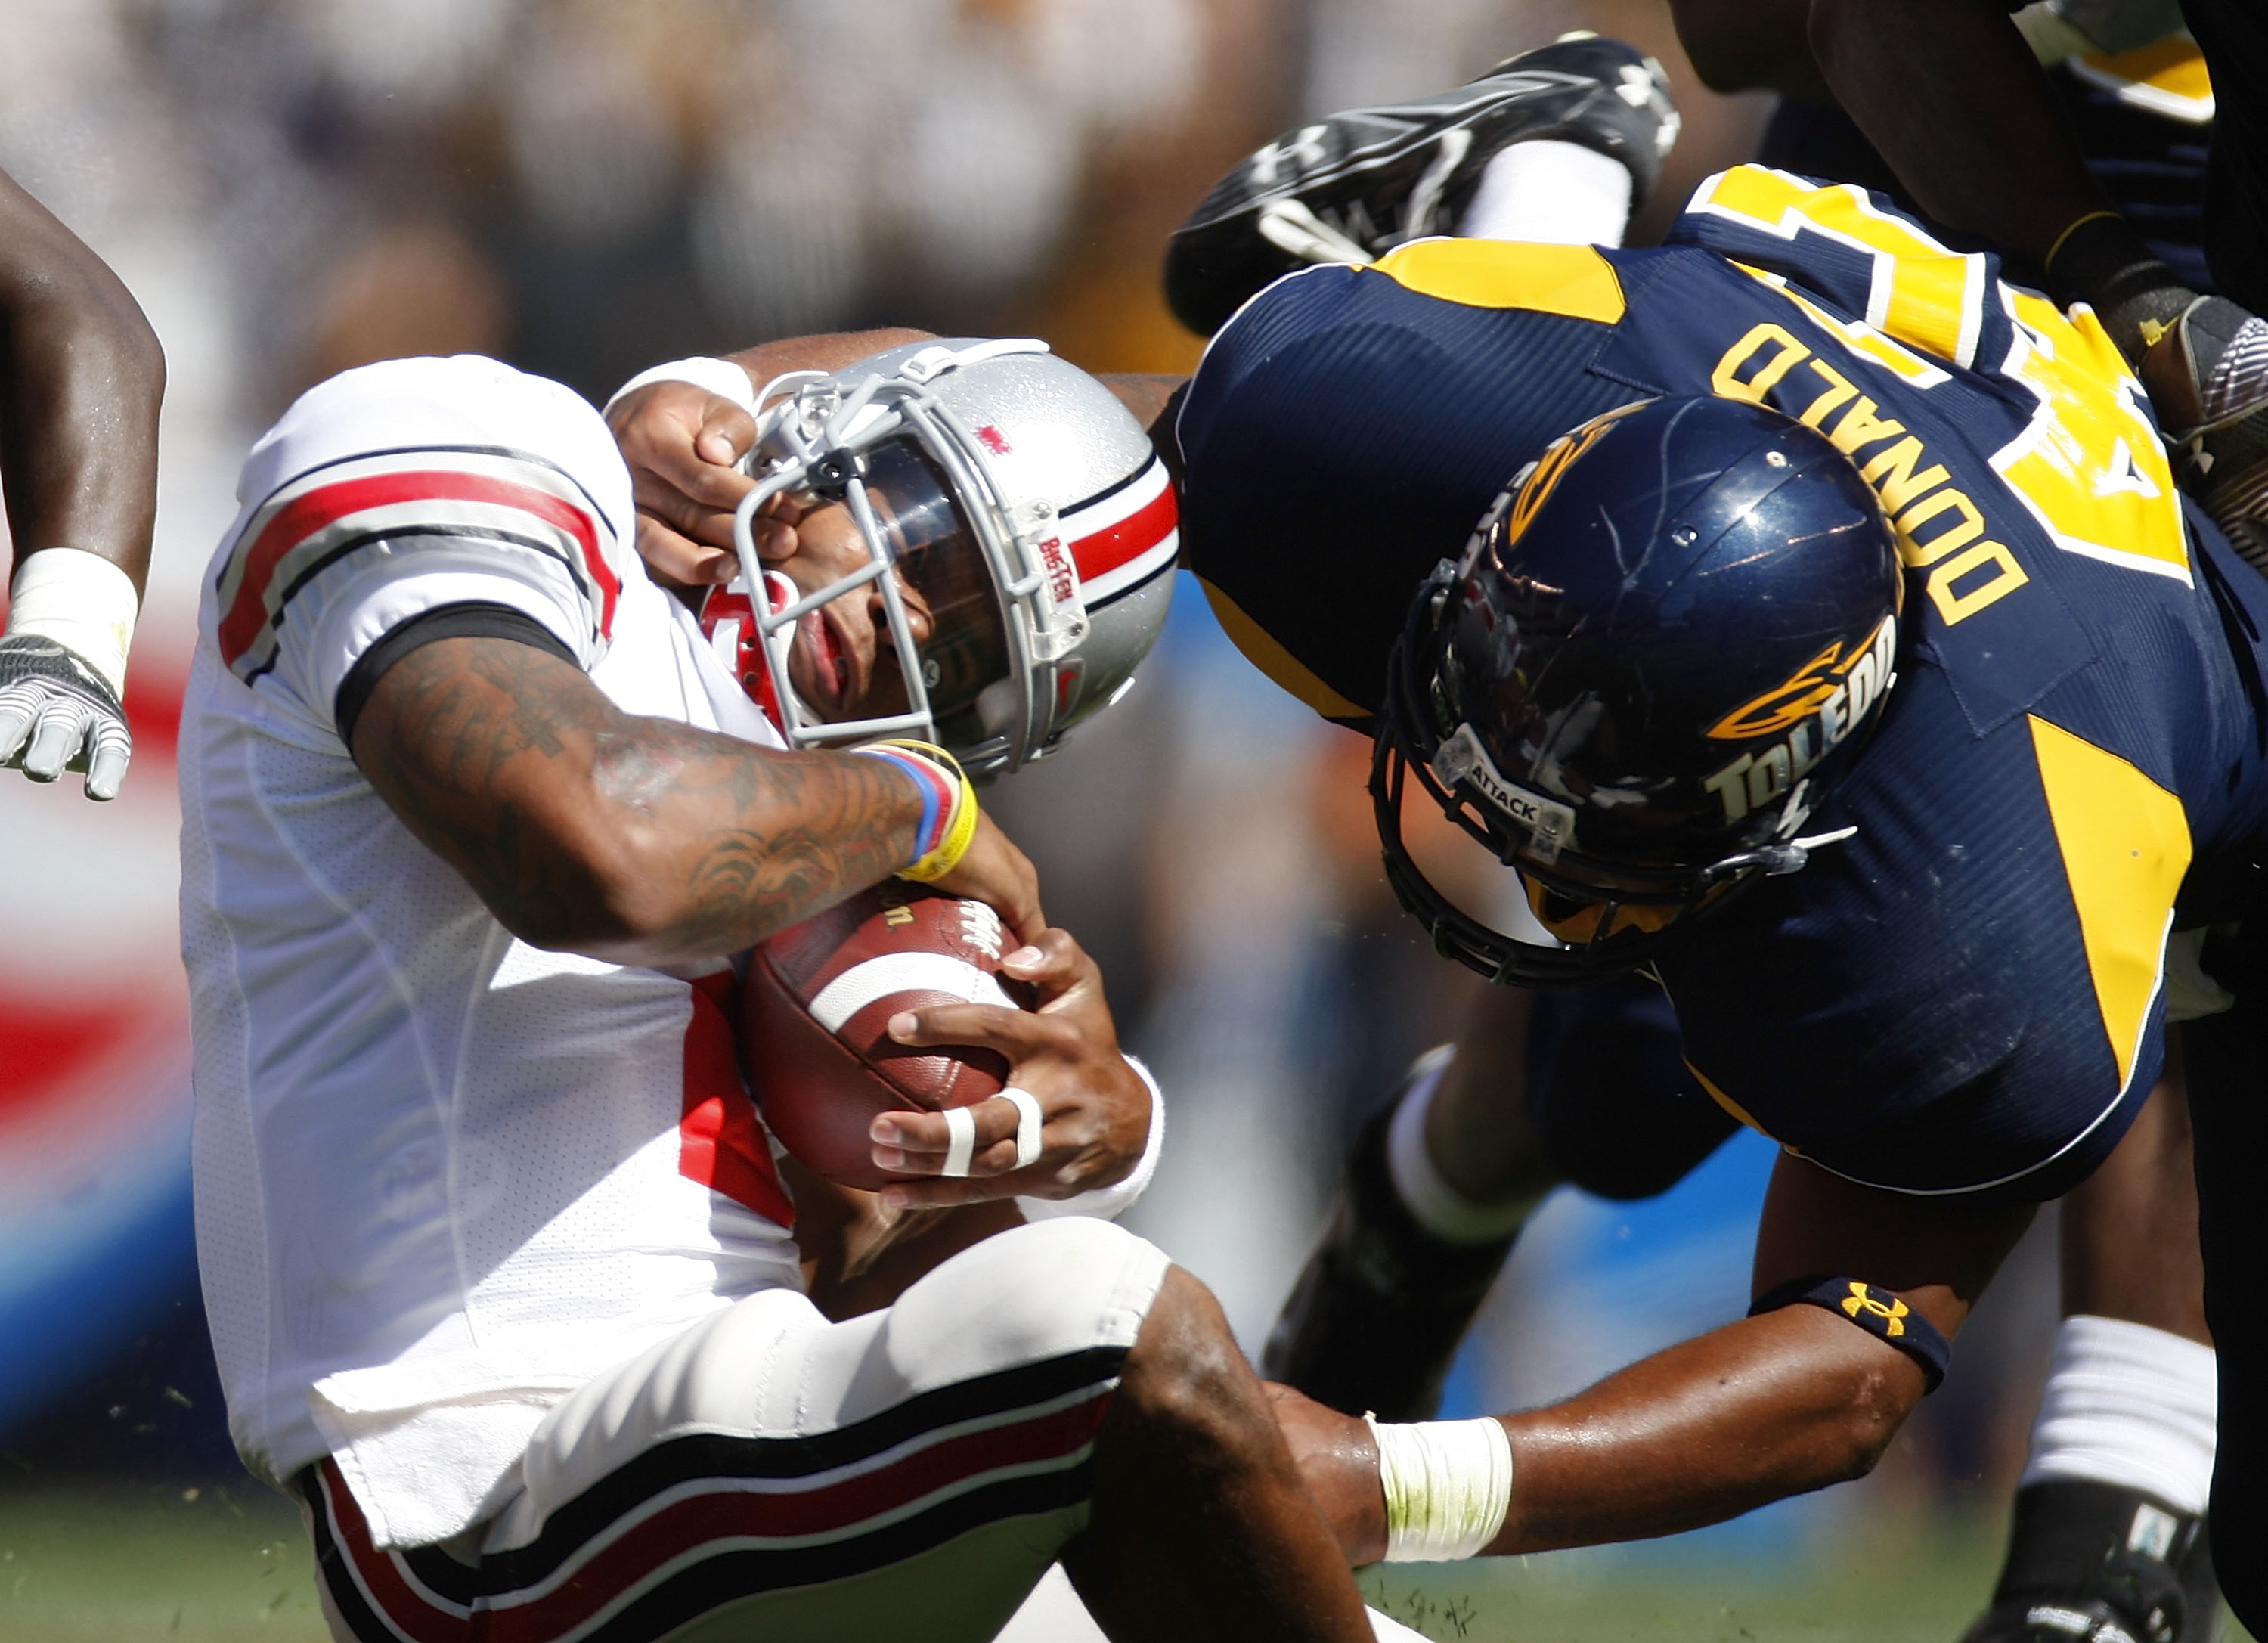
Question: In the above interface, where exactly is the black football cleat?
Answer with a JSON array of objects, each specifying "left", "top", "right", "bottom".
[
  {"left": 1260, "top": 1095, "right": 1518, "bottom": 1421},
  {"left": 1163, "top": 33, "right": 1679, "bottom": 336},
  {"left": 1960, "top": 1481, "right": 2220, "bottom": 1643}
]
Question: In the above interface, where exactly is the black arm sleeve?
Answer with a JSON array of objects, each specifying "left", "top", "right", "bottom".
[{"left": 334, "top": 602, "right": 579, "bottom": 746}]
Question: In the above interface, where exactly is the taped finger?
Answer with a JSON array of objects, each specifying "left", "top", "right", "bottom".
[
  {"left": 942, "top": 1105, "right": 977, "bottom": 1178},
  {"left": 1002, "top": 1088, "right": 1043, "bottom": 1170}
]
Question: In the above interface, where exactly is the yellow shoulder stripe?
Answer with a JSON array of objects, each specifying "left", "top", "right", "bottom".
[
  {"left": 1692, "top": 166, "right": 1988, "bottom": 367},
  {"left": 2028, "top": 715, "right": 2190, "bottom": 1090},
  {"left": 1196, "top": 577, "right": 1371, "bottom": 721},
  {"left": 1371, "top": 239, "right": 1626, "bottom": 323}
]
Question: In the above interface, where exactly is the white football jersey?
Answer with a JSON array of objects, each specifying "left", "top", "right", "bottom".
[{"left": 180, "top": 356, "right": 804, "bottom": 1548}]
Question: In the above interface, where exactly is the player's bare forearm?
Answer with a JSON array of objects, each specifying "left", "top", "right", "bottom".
[
  {"left": 1807, "top": 0, "right": 2103, "bottom": 267},
  {"left": 1668, "top": 0, "right": 1830, "bottom": 99},
  {"left": 721, "top": 328, "right": 937, "bottom": 389},
  {"left": 351, "top": 634, "right": 929, "bottom": 964},
  {"left": 1097, "top": 373, "right": 1186, "bottom": 432},
  {"left": 1494, "top": 1307, "right": 1926, "bottom": 1549},
  {"left": 1272, "top": 1151, "right": 2034, "bottom": 1563},
  {"left": 1493, "top": 1153, "right": 2031, "bottom": 1549},
  {"left": 1101, "top": 374, "right": 1191, "bottom": 494},
  {"left": 1270, "top": 1309, "right": 1924, "bottom": 1564},
  {"left": 0, "top": 167, "right": 163, "bottom": 594}
]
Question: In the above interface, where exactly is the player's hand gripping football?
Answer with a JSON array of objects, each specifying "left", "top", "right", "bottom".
[
  {"left": 865, "top": 926, "right": 1150, "bottom": 1207},
  {"left": 0, "top": 633, "right": 132, "bottom": 799},
  {"left": 929, "top": 810, "right": 1045, "bottom": 950},
  {"left": 606, "top": 380, "right": 763, "bottom": 591}
]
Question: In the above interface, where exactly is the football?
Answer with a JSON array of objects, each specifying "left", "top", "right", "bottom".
[{"left": 742, "top": 882, "right": 1026, "bottom": 1189}]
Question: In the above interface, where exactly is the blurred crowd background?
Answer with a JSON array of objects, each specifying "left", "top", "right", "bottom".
[{"left": 0, "top": 0, "right": 2068, "bottom": 1629}]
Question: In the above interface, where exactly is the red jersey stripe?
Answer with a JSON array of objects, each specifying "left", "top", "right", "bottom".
[
  {"left": 218, "top": 469, "right": 618, "bottom": 667},
  {"left": 318, "top": 1464, "right": 471, "bottom": 1643},
  {"left": 1066, "top": 478, "right": 1178, "bottom": 587},
  {"left": 679, "top": 971, "right": 795, "bottom": 1227}
]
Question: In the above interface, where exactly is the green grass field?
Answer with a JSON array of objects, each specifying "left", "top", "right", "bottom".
[
  {"left": 0, "top": 1486, "right": 2248, "bottom": 1643},
  {"left": 0, "top": 1485, "right": 326, "bottom": 1642}
]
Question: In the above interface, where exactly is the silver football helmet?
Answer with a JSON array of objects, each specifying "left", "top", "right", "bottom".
[{"left": 702, "top": 337, "right": 1179, "bottom": 774}]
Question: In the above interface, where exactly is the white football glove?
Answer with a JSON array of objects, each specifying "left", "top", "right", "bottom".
[{"left": 0, "top": 634, "right": 132, "bottom": 800}]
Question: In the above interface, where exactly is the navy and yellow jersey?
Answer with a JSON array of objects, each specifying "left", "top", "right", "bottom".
[{"left": 1176, "top": 165, "right": 2268, "bottom": 1199}]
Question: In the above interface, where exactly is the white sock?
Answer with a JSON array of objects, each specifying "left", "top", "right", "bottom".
[
  {"left": 1457, "top": 140, "right": 1634, "bottom": 248},
  {"left": 1385, "top": 1048, "right": 1538, "bottom": 1245},
  {"left": 2019, "top": 1315, "right": 2217, "bottom": 1515}
]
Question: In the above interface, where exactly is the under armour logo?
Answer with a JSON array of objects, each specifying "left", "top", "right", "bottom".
[
  {"left": 1839, "top": 1282, "right": 1908, "bottom": 1338},
  {"left": 1251, "top": 124, "right": 1330, "bottom": 186}
]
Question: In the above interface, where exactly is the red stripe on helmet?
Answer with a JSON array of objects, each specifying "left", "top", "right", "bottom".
[{"left": 1064, "top": 473, "right": 1177, "bottom": 587}]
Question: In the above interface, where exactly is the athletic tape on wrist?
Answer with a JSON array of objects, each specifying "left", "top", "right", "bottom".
[
  {"left": 602, "top": 356, "right": 761, "bottom": 419},
  {"left": 1364, "top": 1413, "right": 1514, "bottom": 1562},
  {"left": 867, "top": 739, "right": 979, "bottom": 882},
  {"left": 1001, "top": 1088, "right": 1043, "bottom": 1170},
  {"left": 942, "top": 1105, "right": 977, "bottom": 1178},
  {"left": 1749, "top": 1275, "right": 1952, "bottom": 1393},
  {"left": 6, "top": 548, "right": 137, "bottom": 699}
]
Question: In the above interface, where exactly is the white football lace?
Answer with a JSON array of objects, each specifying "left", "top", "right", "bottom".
[{"left": 958, "top": 898, "right": 1005, "bottom": 962}]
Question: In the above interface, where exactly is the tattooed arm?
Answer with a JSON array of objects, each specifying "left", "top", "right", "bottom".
[{"left": 349, "top": 634, "right": 1041, "bottom": 966}]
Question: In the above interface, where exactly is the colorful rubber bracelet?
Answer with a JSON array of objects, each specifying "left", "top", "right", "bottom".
[
  {"left": 855, "top": 747, "right": 950, "bottom": 860},
  {"left": 859, "top": 739, "right": 980, "bottom": 882}
]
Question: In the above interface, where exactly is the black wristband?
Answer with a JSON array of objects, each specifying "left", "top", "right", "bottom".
[
  {"left": 2044, "top": 212, "right": 2195, "bottom": 364},
  {"left": 1749, "top": 1274, "right": 1952, "bottom": 1393}
]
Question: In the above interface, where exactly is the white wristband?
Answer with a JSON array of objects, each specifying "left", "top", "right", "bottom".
[
  {"left": 602, "top": 357, "right": 761, "bottom": 420},
  {"left": 1365, "top": 1414, "right": 1514, "bottom": 1562},
  {"left": 1016, "top": 1053, "right": 1167, "bottom": 1223},
  {"left": 7, "top": 547, "right": 137, "bottom": 699}
]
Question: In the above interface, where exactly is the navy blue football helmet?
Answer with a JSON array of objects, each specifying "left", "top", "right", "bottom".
[{"left": 1374, "top": 395, "right": 1904, "bottom": 985}]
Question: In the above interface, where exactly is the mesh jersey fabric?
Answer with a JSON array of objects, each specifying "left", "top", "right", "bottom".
[
  {"left": 1175, "top": 166, "right": 2268, "bottom": 1199},
  {"left": 181, "top": 355, "right": 801, "bottom": 1550}
]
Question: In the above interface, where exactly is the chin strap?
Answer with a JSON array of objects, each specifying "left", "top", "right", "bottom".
[{"left": 1703, "top": 823, "right": 1859, "bottom": 883}]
